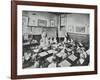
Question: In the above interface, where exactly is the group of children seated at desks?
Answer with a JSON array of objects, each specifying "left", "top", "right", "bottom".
[{"left": 22, "top": 31, "right": 90, "bottom": 68}]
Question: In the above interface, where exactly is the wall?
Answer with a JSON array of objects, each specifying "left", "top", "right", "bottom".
[
  {"left": 66, "top": 14, "right": 89, "bottom": 34},
  {"left": 22, "top": 11, "right": 58, "bottom": 37},
  {"left": 0, "top": 0, "right": 100, "bottom": 80},
  {"left": 59, "top": 14, "right": 89, "bottom": 37},
  {"left": 58, "top": 13, "right": 89, "bottom": 43},
  {"left": 25, "top": 11, "right": 58, "bottom": 27},
  {"left": 66, "top": 14, "right": 89, "bottom": 43},
  {"left": 23, "top": 11, "right": 89, "bottom": 41}
]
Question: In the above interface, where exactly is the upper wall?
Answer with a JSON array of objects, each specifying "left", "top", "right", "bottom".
[
  {"left": 22, "top": 11, "right": 58, "bottom": 36},
  {"left": 59, "top": 13, "right": 89, "bottom": 37}
]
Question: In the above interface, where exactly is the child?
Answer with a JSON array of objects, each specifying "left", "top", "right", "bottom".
[
  {"left": 23, "top": 50, "right": 33, "bottom": 68},
  {"left": 39, "top": 31, "right": 49, "bottom": 49},
  {"left": 64, "top": 32, "right": 71, "bottom": 43}
]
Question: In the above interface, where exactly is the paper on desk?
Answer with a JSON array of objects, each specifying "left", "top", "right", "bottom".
[
  {"left": 47, "top": 50, "right": 57, "bottom": 54},
  {"left": 56, "top": 52, "right": 63, "bottom": 57},
  {"left": 59, "top": 46, "right": 64, "bottom": 49},
  {"left": 62, "top": 53, "right": 67, "bottom": 59},
  {"left": 34, "top": 49, "right": 39, "bottom": 52},
  {"left": 59, "top": 60, "right": 71, "bottom": 67},
  {"left": 39, "top": 52, "right": 48, "bottom": 57},
  {"left": 47, "top": 50, "right": 53, "bottom": 54},
  {"left": 47, "top": 56, "right": 54, "bottom": 63},
  {"left": 56, "top": 52, "right": 67, "bottom": 58},
  {"left": 56, "top": 48, "right": 65, "bottom": 57},
  {"left": 68, "top": 54, "right": 77, "bottom": 61},
  {"left": 52, "top": 44, "right": 58, "bottom": 48},
  {"left": 48, "top": 63, "right": 56, "bottom": 68},
  {"left": 53, "top": 50, "right": 57, "bottom": 54}
]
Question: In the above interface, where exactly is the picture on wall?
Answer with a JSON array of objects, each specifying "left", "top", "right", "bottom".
[
  {"left": 38, "top": 19, "right": 47, "bottom": 27},
  {"left": 50, "top": 19, "right": 55, "bottom": 27}
]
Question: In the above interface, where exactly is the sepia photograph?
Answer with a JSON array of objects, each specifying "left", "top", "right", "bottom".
[{"left": 22, "top": 11, "right": 90, "bottom": 69}]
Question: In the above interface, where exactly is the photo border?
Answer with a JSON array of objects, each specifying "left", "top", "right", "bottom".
[{"left": 11, "top": 1, "right": 97, "bottom": 79}]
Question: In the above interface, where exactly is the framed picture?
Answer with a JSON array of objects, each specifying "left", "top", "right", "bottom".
[
  {"left": 11, "top": 1, "right": 97, "bottom": 79},
  {"left": 22, "top": 16, "right": 28, "bottom": 26},
  {"left": 38, "top": 19, "right": 47, "bottom": 27},
  {"left": 50, "top": 19, "right": 55, "bottom": 27},
  {"left": 28, "top": 17, "right": 36, "bottom": 26},
  {"left": 76, "top": 26, "right": 85, "bottom": 33}
]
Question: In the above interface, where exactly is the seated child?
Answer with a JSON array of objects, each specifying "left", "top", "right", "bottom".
[{"left": 23, "top": 50, "right": 33, "bottom": 68}]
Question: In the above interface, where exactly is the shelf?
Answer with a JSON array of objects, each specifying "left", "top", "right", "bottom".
[{"left": 28, "top": 26, "right": 57, "bottom": 28}]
